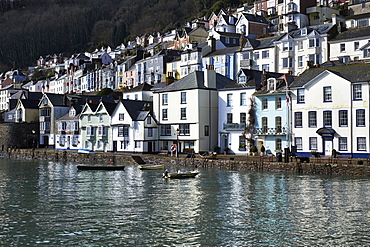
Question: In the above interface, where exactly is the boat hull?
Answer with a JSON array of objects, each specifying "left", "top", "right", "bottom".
[
  {"left": 164, "top": 172, "right": 199, "bottom": 179},
  {"left": 138, "top": 164, "right": 165, "bottom": 170},
  {"left": 199, "top": 151, "right": 217, "bottom": 159},
  {"left": 77, "top": 165, "right": 125, "bottom": 170}
]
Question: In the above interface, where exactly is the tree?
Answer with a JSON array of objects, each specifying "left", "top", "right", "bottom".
[
  {"left": 96, "top": 88, "right": 113, "bottom": 96},
  {"left": 244, "top": 97, "right": 256, "bottom": 146}
]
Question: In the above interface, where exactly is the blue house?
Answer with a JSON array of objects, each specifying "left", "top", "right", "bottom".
[
  {"left": 202, "top": 46, "right": 239, "bottom": 80},
  {"left": 253, "top": 74, "right": 294, "bottom": 155}
]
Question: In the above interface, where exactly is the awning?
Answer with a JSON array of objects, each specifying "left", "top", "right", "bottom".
[{"left": 316, "top": 127, "right": 336, "bottom": 139}]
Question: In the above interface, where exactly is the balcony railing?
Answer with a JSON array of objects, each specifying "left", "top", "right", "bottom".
[
  {"left": 223, "top": 123, "right": 246, "bottom": 131},
  {"left": 254, "top": 127, "right": 287, "bottom": 136}
]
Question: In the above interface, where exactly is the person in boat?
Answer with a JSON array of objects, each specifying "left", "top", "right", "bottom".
[{"left": 163, "top": 169, "right": 169, "bottom": 178}]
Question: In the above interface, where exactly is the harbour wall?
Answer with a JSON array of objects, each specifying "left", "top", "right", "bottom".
[{"left": 1, "top": 149, "right": 370, "bottom": 176}]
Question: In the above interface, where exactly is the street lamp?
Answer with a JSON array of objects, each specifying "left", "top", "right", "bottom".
[
  {"left": 31, "top": 129, "right": 36, "bottom": 150},
  {"left": 176, "top": 128, "right": 180, "bottom": 158}
]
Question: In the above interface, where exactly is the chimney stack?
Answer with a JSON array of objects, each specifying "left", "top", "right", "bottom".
[{"left": 204, "top": 66, "right": 216, "bottom": 89}]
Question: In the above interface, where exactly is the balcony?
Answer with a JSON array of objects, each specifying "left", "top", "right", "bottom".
[
  {"left": 254, "top": 127, "right": 287, "bottom": 136},
  {"left": 223, "top": 123, "right": 246, "bottom": 131}
]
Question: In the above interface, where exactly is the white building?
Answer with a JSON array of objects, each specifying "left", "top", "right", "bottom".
[
  {"left": 111, "top": 99, "right": 157, "bottom": 153},
  {"left": 152, "top": 69, "right": 232, "bottom": 153},
  {"left": 274, "top": 23, "right": 334, "bottom": 75},
  {"left": 290, "top": 63, "right": 370, "bottom": 158},
  {"left": 329, "top": 26, "right": 370, "bottom": 63},
  {"left": 218, "top": 70, "right": 256, "bottom": 155}
]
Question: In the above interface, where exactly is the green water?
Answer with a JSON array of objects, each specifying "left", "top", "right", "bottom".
[{"left": 0, "top": 159, "right": 369, "bottom": 246}]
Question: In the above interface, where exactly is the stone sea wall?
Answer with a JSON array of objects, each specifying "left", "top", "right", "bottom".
[{"left": 1, "top": 149, "right": 370, "bottom": 176}]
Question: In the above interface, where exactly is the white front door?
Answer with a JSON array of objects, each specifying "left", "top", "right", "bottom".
[{"left": 324, "top": 140, "right": 332, "bottom": 156}]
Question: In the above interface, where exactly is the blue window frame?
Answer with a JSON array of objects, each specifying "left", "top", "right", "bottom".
[
  {"left": 295, "top": 112, "right": 302, "bottom": 128},
  {"left": 339, "top": 110, "right": 348, "bottom": 127},
  {"left": 309, "top": 137, "right": 317, "bottom": 150},
  {"left": 323, "top": 86, "right": 332, "bottom": 102},
  {"left": 297, "top": 89, "right": 305, "bottom": 103},
  {"left": 353, "top": 84, "right": 362, "bottom": 100},
  {"left": 323, "top": 110, "right": 332, "bottom": 127},
  {"left": 339, "top": 137, "right": 347, "bottom": 151},
  {"left": 357, "top": 137, "right": 366, "bottom": 151},
  {"left": 308, "top": 111, "right": 317, "bottom": 128},
  {"left": 356, "top": 109, "right": 365, "bottom": 127},
  {"left": 295, "top": 137, "right": 302, "bottom": 150}
]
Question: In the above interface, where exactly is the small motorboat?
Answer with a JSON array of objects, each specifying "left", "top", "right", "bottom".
[
  {"left": 162, "top": 170, "right": 199, "bottom": 179},
  {"left": 199, "top": 151, "right": 218, "bottom": 159},
  {"left": 77, "top": 149, "right": 95, "bottom": 154},
  {"left": 77, "top": 165, "right": 125, "bottom": 171},
  {"left": 132, "top": 155, "right": 164, "bottom": 170},
  {"left": 138, "top": 164, "right": 165, "bottom": 170}
]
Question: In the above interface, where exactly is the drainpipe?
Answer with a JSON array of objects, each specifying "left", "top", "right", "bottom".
[{"left": 350, "top": 84, "right": 353, "bottom": 156}]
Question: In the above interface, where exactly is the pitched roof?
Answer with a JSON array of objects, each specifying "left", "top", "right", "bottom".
[
  {"left": 19, "top": 99, "right": 39, "bottom": 109},
  {"left": 101, "top": 101, "right": 117, "bottom": 116},
  {"left": 44, "top": 93, "right": 68, "bottom": 106},
  {"left": 290, "top": 63, "right": 370, "bottom": 88},
  {"left": 242, "top": 13, "right": 268, "bottom": 24},
  {"left": 280, "top": 23, "right": 334, "bottom": 40},
  {"left": 204, "top": 46, "right": 240, "bottom": 57},
  {"left": 126, "top": 83, "right": 153, "bottom": 92},
  {"left": 330, "top": 26, "right": 370, "bottom": 41},
  {"left": 119, "top": 99, "right": 152, "bottom": 121},
  {"left": 153, "top": 71, "right": 233, "bottom": 93},
  {"left": 227, "top": 69, "right": 285, "bottom": 90}
]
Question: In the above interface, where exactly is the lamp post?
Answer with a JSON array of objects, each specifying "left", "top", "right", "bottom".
[
  {"left": 31, "top": 129, "right": 36, "bottom": 150},
  {"left": 176, "top": 128, "right": 179, "bottom": 158}
]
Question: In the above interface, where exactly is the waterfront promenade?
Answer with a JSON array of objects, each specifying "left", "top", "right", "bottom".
[{"left": 1, "top": 148, "right": 370, "bottom": 176}]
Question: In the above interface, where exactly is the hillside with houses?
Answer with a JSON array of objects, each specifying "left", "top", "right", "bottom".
[{"left": 1, "top": 0, "right": 370, "bottom": 159}]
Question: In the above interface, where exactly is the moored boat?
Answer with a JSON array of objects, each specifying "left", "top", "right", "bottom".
[
  {"left": 138, "top": 164, "right": 165, "bottom": 170},
  {"left": 77, "top": 165, "right": 125, "bottom": 170},
  {"left": 163, "top": 170, "right": 199, "bottom": 179},
  {"left": 199, "top": 151, "right": 217, "bottom": 159},
  {"left": 132, "top": 155, "right": 164, "bottom": 170}
]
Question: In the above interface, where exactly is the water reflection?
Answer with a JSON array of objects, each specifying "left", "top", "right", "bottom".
[{"left": 0, "top": 159, "right": 369, "bottom": 246}]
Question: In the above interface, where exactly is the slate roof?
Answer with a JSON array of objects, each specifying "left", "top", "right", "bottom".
[
  {"left": 279, "top": 23, "right": 334, "bottom": 40},
  {"left": 19, "top": 99, "right": 39, "bottom": 109},
  {"left": 44, "top": 93, "right": 67, "bottom": 106},
  {"left": 126, "top": 83, "right": 153, "bottom": 92},
  {"left": 224, "top": 69, "right": 285, "bottom": 90},
  {"left": 329, "top": 26, "right": 370, "bottom": 41},
  {"left": 241, "top": 36, "right": 283, "bottom": 50},
  {"left": 290, "top": 63, "right": 370, "bottom": 88},
  {"left": 253, "top": 74, "right": 295, "bottom": 96},
  {"left": 151, "top": 81, "right": 167, "bottom": 91},
  {"left": 242, "top": 13, "right": 269, "bottom": 24},
  {"left": 345, "top": 13, "right": 370, "bottom": 20},
  {"left": 101, "top": 101, "right": 117, "bottom": 116},
  {"left": 119, "top": 99, "right": 152, "bottom": 121},
  {"left": 204, "top": 46, "right": 240, "bottom": 57},
  {"left": 153, "top": 71, "right": 233, "bottom": 93}
]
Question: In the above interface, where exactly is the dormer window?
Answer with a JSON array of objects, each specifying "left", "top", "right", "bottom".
[
  {"left": 267, "top": 78, "right": 276, "bottom": 91},
  {"left": 301, "top": 29, "right": 307, "bottom": 36},
  {"left": 69, "top": 109, "right": 75, "bottom": 117},
  {"left": 238, "top": 75, "right": 246, "bottom": 84}
]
